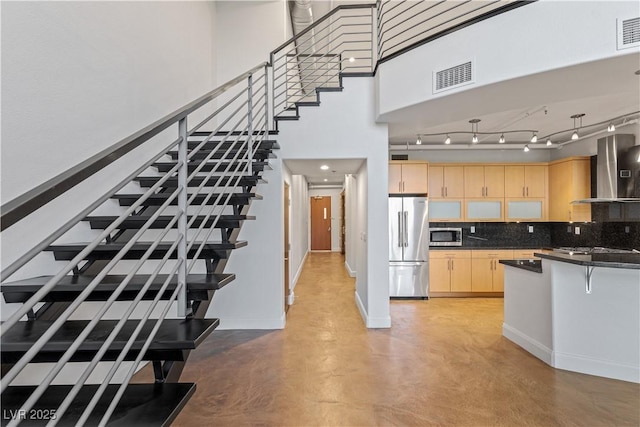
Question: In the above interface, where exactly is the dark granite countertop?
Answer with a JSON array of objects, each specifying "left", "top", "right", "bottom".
[
  {"left": 535, "top": 252, "right": 640, "bottom": 270},
  {"left": 499, "top": 259, "right": 542, "bottom": 273},
  {"left": 429, "top": 246, "right": 550, "bottom": 251}
]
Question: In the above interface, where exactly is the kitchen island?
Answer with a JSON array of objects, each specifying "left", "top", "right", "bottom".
[{"left": 501, "top": 252, "right": 640, "bottom": 383}]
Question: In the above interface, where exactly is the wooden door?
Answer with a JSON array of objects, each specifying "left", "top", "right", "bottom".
[
  {"left": 505, "top": 165, "right": 526, "bottom": 197},
  {"left": 444, "top": 166, "right": 465, "bottom": 198},
  {"left": 524, "top": 165, "right": 546, "bottom": 198},
  {"left": 311, "top": 196, "right": 331, "bottom": 250},
  {"left": 401, "top": 163, "right": 428, "bottom": 194},
  {"left": 429, "top": 166, "right": 444, "bottom": 199},
  {"left": 284, "top": 183, "right": 290, "bottom": 313},
  {"left": 471, "top": 258, "right": 494, "bottom": 292},
  {"left": 484, "top": 166, "right": 505, "bottom": 197},
  {"left": 429, "top": 258, "right": 451, "bottom": 292},
  {"left": 388, "top": 163, "right": 402, "bottom": 194},
  {"left": 464, "top": 166, "right": 485, "bottom": 198},
  {"left": 450, "top": 258, "right": 472, "bottom": 292}
]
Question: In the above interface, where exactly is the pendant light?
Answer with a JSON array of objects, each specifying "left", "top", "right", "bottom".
[
  {"left": 444, "top": 135, "right": 451, "bottom": 145},
  {"left": 472, "top": 134, "right": 478, "bottom": 144},
  {"left": 469, "top": 119, "right": 480, "bottom": 144},
  {"left": 570, "top": 113, "right": 585, "bottom": 140}
]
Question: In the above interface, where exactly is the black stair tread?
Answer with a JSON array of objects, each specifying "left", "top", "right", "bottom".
[
  {"left": 153, "top": 160, "right": 271, "bottom": 173},
  {"left": 274, "top": 115, "right": 300, "bottom": 121},
  {"left": 134, "top": 175, "right": 266, "bottom": 188},
  {"left": 190, "top": 130, "right": 278, "bottom": 136},
  {"left": 1, "top": 318, "right": 219, "bottom": 354},
  {"left": 168, "top": 150, "right": 277, "bottom": 161},
  {"left": 296, "top": 101, "right": 320, "bottom": 107},
  {"left": 184, "top": 140, "right": 279, "bottom": 149},
  {"left": 2, "top": 383, "right": 195, "bottom": 426},
  {"left": 1, "top": 273, "right": 235, "bottom": 303},
  {"left": 84, "top": 214, "right": 255, "bottom": 230},
  {"left": 112, "top": 193, "right": 262, "bottom": 206},
  {"left": 316, "top": 86, "right": 343, "bottom": 92},
  {"left": 44, "top": 241, "right": 247, "bottom": 261}
]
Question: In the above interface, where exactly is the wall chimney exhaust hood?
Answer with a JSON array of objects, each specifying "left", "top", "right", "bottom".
[{"left": 572, "top": 134, "right": 640, "bottom": 204}]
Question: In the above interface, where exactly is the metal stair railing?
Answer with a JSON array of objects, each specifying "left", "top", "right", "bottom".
[{"left": 0, "top": 62, "right": 269, "bottom": 426}]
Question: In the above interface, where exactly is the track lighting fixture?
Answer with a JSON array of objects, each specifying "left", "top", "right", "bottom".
[
  {"left": 403, "top": 111, "right": 638, "bottom": 149},
  {"left": 349, "top": 57, "right": 355, "bottom": 63}
]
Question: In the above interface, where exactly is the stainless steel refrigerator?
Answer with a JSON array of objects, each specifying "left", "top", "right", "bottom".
[{"left": 389, "top": 195, "right": 429, "bottom": 298}]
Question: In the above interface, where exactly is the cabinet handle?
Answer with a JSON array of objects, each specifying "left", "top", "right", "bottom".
[
  {"left": 526, "top": 187, "right": 529, "bottom": 197},
  {"left": 445, "top": 187, "right": 448, "bottom": 197},
  {"left": 399, "top": 182, "right": 402, "bottom": 193},
  {"left": 403, "top": 181, "right": 405, "bottom": 192},
  {"left": 485, "top": 186, "right": 488, "bottom": 197},
  {"left": 447, "top": 259, "right": 451, "bottom": 270},
  {"left": 451, "top": 260, "right": 454, "bottom": 271},
  {"left": 523, "top": 187, "right": 525, "bottom": 197}
]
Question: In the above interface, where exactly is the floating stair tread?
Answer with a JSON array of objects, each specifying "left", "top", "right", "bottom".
[
  {"left": 153, "top": 161, "right": 271, "bottom": 173},
  {"left": 190, "top": 130, "right": 278, "bottom": 136},
  {"left": 1, "top": 273, "right": 235, "bottom": 303},
  {"left": 134, "top": 175, "right": 266, "bottom": 188},
  {"left": 184, "top": 140, "right": 278, "bottom": 150},
  {"left": 2, "top": 383, "right": 195, "bottom": 426},
  {"left": 84, "top": 215, "right": 255, "bottom": 230},
  {"left": 44, "top": 241, "right": 247, "bottom": 261},
  {"left": 274, "top": 115, "right": 300, "bottom": 121},
  {"left": 316, "top": 86, "right": 343, "bottom": 92},
  {"left": 168, "top": 150, "right": 277, "bottom": 161},
  {"left": 111, "top": 193, "right": 262, "bottom": 206},
  {"left": 1, "top": 318, "right": 218, "bottom": 354}
]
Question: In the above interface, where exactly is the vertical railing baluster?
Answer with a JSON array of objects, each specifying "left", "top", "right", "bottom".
[
  {"left": 247, "top": 74, "right": 254, "bottom": 176},
  {"left": 177, "top": 117, "right": 188, "bottom": 317},
  {"left": 264, "top": 64, "right": 270, "bottom": 137}
]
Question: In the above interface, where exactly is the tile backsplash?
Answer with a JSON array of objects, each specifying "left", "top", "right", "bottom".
[{"left": 429, "top": 221, "right": 640, "bottom": 250}]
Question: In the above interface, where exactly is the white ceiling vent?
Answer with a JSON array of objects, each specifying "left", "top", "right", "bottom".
[
  {"left": 617, "top": 16, "right": 640, "bottom": 50},
  {"left": 433, "top": 61, "right": 474, "bottom": 94}
]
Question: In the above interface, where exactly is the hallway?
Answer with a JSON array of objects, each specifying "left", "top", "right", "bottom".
[{"left": 137, "top": 252, "right": 639, "bottom": 426}]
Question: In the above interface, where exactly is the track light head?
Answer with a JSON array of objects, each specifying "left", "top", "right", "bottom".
[
  {"left": 472, "top": 134, "right": 478, "bottom": 144},
  {"left": 444, "top": 135, "right": 451, "bottom": 145},
  {"left": 498, "top": 134, "right": 505, "bottom": 144},
  {"left": 416, "top": 135, "right": 422, "bottom": 145},
  {"left": 607, "top": 123, "right": 616, "bottom": 132},
  {"left": 523, "top": 144, "right": 530, "bottom": 152},
  {"left": 571, "top": 130, "right": 579, "bottom": 140},
  {"left": 530, "top": 133, "right": 538, "bottom": 143},
  {"left": 546, "top": 138, "right": 552, "bottom": 146}
]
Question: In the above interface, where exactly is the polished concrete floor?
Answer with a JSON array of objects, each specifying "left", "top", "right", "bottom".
[{"left": 137, "top": 252, "right": 640, "bottom": 426}]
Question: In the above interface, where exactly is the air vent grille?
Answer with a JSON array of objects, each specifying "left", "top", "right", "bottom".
[
  {"left": 434, "top": 61, "right": 473, "bottom": 93},
  {"left": 618, "top": 17, "right": 640, "bottom": 49}
]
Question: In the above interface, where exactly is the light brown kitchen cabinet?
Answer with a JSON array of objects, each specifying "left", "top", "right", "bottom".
[
  {"left": 505, "top": 165, "right": 547, "bottom": 198},
  {"left": 464, "top": 165, "right": 504, "bottom": 198},
  {"left": 429, "top": 251, "right": 472, "bottom": 293},
  {"left": 548, "top": 157, "right": 591, "bottom": 222},
  {"left": 389, "top": 162, "right": 428, "bottom": 194},
  {"left": 470, "top": 250, "right": 513, "bottom": 292},
  {"left": 429, "top": 165, "right": 464, "bottom": 199}
]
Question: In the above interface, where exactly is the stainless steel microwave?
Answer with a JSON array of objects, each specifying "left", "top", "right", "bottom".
[{"left": 429, "top": 227, "right": 462, "bottom": 246}]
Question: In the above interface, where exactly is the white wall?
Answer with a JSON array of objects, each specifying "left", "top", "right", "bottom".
[
  {"left": 215, "top": 0, "right": 290, "bottom": 84},
  {"left": 282, "top": 165, "right": 309, "bottom": 303},
  {"left": 354, "top": 162, "right": 369, "bottom": 313},
  {"left": 308, "top": 187, "right": 342, "bottom": 252},
  {"left": 344, "top": 174, "right": 358, "bottom": 277},
  {"left": 376, "top": 1, "right": 640, "bottom": 120},
  {"left": 276, "top": 77, "right": 390, "bottom": 328},
  {"left": 1, "top": 1, "right": 217, "bottom": 274}
]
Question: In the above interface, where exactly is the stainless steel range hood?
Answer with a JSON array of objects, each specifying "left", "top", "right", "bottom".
[{"left": 573, "top": 134, "right": 640, "bottom": 203}]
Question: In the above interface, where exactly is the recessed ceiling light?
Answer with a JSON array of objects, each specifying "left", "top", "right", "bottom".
[{"left": 320, "top": 165, "right": 329, "bottom": 170}]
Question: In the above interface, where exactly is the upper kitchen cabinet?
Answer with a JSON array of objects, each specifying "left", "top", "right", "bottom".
[
  {"left": 549, "top": 157, "right": 591, "bottom": 222},
  {"left": 505, "top": 165, "right": 547, "bottom": 198},
  {"left": 464, "top": 165, "right": 504, "bottom": 198},
  {"left": 389, "top": 161, "right": 428, "bottom": 194},
  {"left": 429, "top": 165, "right": 464, "bottom": 199}
]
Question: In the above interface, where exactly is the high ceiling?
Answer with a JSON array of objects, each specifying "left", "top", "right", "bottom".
[{"left": 288, "top": 1, "right": 640, "bottom": 185}]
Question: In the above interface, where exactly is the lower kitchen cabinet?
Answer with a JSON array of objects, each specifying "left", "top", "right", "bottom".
[
  {"left": 429, "top": 251, "right": 471, "bottom": 293},
  {"left": 471, "top": 250, "right": 513, "bottom": 292}
]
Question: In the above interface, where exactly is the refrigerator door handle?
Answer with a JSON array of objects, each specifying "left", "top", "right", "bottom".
[
  {"left": 403, "top": 211, "right": 409, "bottom": 247},
  {"left": 397, "top": 211, "right": 403, "bottom": 247}
]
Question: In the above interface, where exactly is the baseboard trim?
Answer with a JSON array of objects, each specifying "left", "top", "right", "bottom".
[
  {"left": 502, "top": 323, "right": 553, "bottom": 365},
  {"left": 287, "top": 291, "right": 295, "bottom": 306},
  {"left": 291, "top": 250, "right": 308, "bottom": 291},
  {"left": 553, "top": 351, "right": 640, "bottom": 384},
  {"left": 354, "top": 291, "right": 391, "bottom": 329},
  {"left": 345, "top": 260, "right": 356, "bottom": 277}
]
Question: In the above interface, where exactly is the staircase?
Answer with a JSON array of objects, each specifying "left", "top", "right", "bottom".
[{"left": 0, "top": 1, "right": 531, "bottom": 424}]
